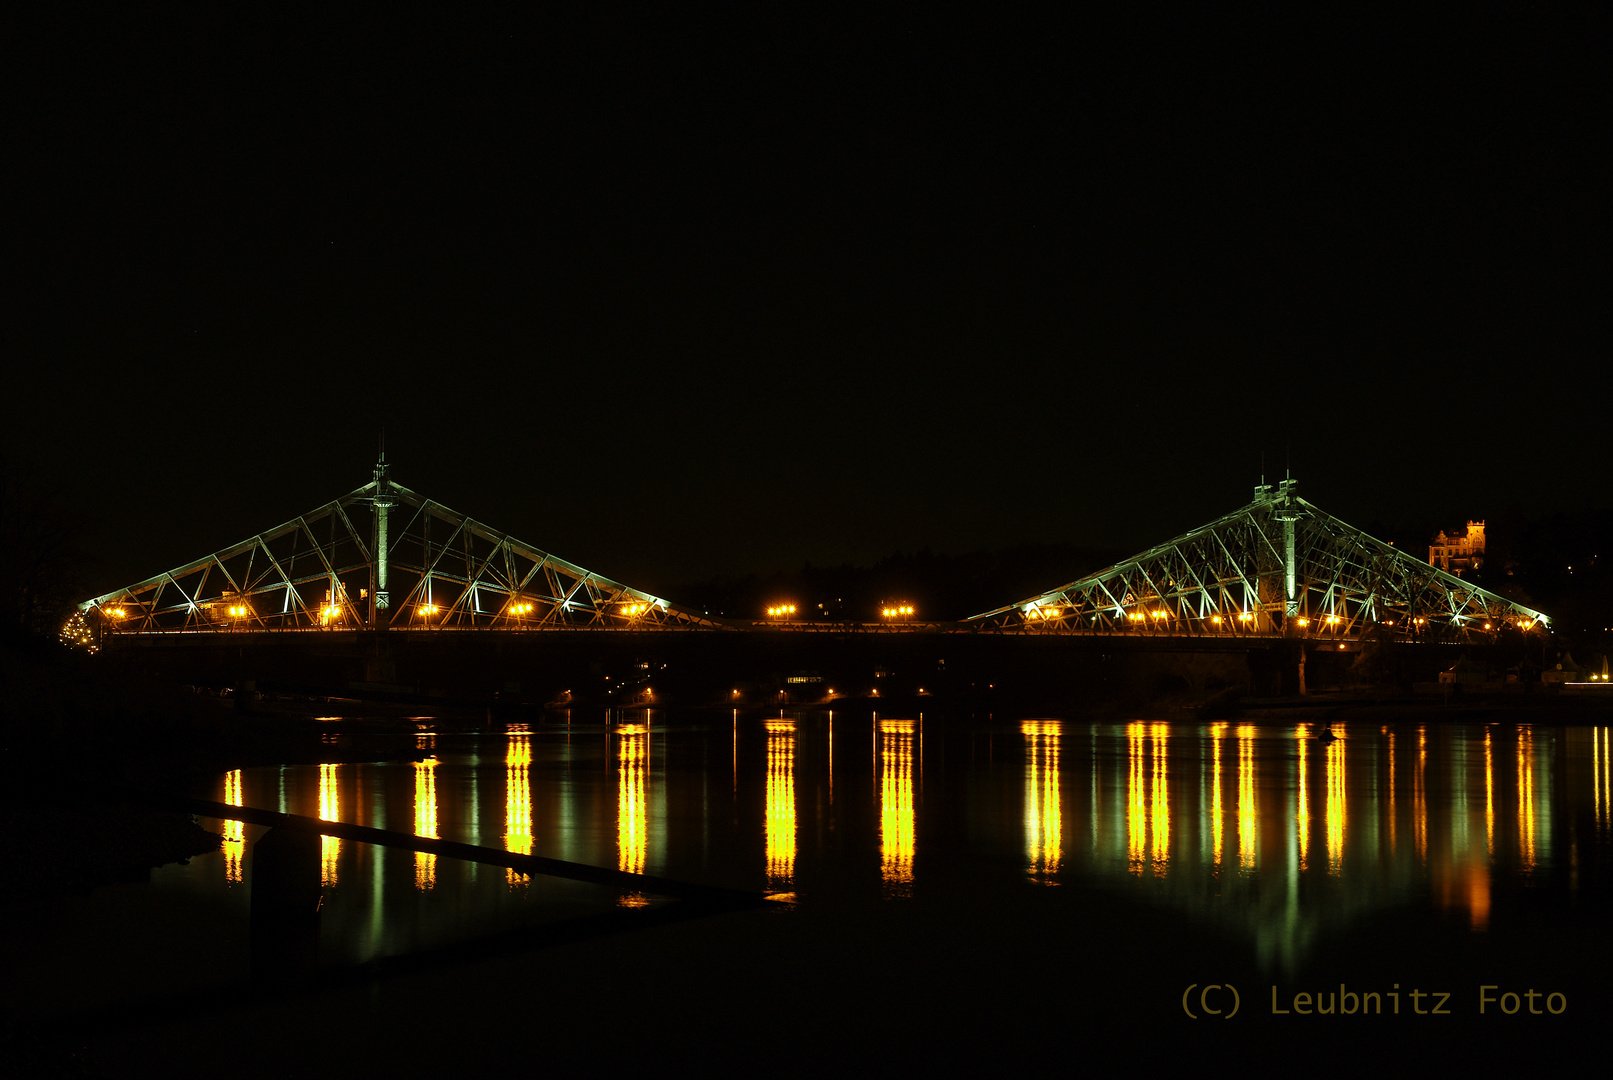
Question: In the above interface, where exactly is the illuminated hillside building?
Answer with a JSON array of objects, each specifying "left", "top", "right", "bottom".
[{"left": 1430, "top": 521, "right": 1485, "bottom": 577}]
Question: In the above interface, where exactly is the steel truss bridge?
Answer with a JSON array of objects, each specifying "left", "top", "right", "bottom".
[
  {"left": 78, "top": 457, "right": 724, "bottom": 637},
  {"left": 967, "top": 479, "right": 1548, "bottom": 645},
  {"left": 75, "top": 467, "right": 1549, "bottom": 648}
]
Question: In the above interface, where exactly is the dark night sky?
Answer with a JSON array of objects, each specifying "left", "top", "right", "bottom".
[{"left": 9, "top": 9, "right": 1606, "bottom": 604}]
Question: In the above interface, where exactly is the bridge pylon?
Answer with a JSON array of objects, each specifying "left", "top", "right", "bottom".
[
  {"left": 968, "top": 478, "right": 1549, "bottom": 645},
  {"left": 78, "top": 468, "right": 728, "bottom": 636}
]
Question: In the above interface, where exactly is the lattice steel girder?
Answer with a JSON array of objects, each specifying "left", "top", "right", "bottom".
[
  {"left": 80, "top": 475, "right": 729, "bottom": 633},
  {"left": 968, "top": 482, "right": 1549, "bottom": 644}
]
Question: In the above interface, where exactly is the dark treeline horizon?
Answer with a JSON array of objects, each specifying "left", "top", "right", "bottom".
[{"left": 670, "top": 541, "right": 1129, "bottom": 624}]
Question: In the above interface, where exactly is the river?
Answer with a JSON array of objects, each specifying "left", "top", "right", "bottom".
[{"left": 14, "top": 711, "right": 1611, "bottom": 1071}]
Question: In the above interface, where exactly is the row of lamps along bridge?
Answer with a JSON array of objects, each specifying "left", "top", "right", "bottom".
[
  {"left": 1022, "top": 606, "right": 1537, "bottom": 634},
  {"left": 89, "top": 599, "right": 1540, "bottom": 636}
]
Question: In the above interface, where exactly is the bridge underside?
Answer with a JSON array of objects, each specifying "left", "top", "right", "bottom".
[
  {"left": 968, "top": 481, "right": 1548, "bottom": 647},
  {"left": 92, "top": 624, "right": 1501, "bottom": 710}
]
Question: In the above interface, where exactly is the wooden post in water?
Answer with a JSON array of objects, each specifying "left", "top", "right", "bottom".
[{"left": 250, "top": 826, "right": 322, "bottom": 986}]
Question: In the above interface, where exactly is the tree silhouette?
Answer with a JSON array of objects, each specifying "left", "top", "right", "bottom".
[{"left": 0, "top": 457, "right": 91, "bottom": 646}]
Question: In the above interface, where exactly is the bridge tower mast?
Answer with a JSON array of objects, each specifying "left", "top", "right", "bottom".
[
  {"left": 1273, "top": 474, "right": 1305, "bottom": 693},
  {"left": 371, "top": 449, "right": 395, "bottom": 628},
  {"left": 1275, "top": 476, "right": 1302, "bottom": 619}
]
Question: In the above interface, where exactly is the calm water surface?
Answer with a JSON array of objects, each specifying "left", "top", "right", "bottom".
[
  {"left": 21, "top": 709, "right": 1610, "bottom": 1070},
  {"left": 154, "top": 713, "right": 1612, "bottom": 980}
]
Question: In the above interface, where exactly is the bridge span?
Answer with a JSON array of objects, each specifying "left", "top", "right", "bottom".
[{"left": 72, "top": 464, "right": 1548, "bottom": 671}]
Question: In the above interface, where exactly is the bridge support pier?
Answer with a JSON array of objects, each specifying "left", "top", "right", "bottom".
[{"left": 250, "top": 826, "right": 322, "bottom": 986}]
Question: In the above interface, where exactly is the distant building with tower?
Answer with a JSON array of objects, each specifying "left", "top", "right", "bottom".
[{"left": 1430, "top": 521, "right": 1485, "bottom": 576}]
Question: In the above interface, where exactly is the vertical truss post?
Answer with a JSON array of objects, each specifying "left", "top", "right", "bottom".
[
  {"left": 371, "top": 452, "right": 394, "bottom": 629},
  {"left": 1275, "top": 478, "right": 1302, "bottom": 619}
]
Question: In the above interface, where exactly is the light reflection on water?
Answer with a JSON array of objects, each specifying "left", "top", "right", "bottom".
[
  {"left": 1021, "top": 720, "right": 1060, "bottom": 882},
  {"left": 616, "top": 724, "right": 649, "bottom": 906},
  {"left": 163, "top": 715, "right": 1613, "bottom": 976},
  {"left": 221, "top": 770, "right": 245, "bottom": 885},
  {"left": 878, "top": 717, "right": 917, "bottom": 895},
  {"left": 319, "top": 763, "right": 340, "bottom": 887},
  {"left": 764, "top": 718, "right": 796, "bottom": 889},
  {"left": 505, "top": 732, "right": 531, "bottom": 888},
  {"left": 414, "top": 757, "right": 438, "bottom": 890}
]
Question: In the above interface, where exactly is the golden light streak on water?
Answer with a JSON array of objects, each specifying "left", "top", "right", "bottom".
[
  {"left": 1126, "top": 722, "right": 1169, "bottom": 875},
  {"left": 1518, "top": 728, "right": 1536, "bottom": 871},
  {"left": 828, "top": 713, "right": 834, "bottom": 806},
  {"left": 1414, "top": 727, "right": 1427, "bottom": 864},
  {"left": 1386, "top": 729, "right": 1395, "bottom": 852},
  {"left": 764, "top": 719, "right": 797, "bottom": 887},
  {"left": 1209, "top": 723, "right": 1225, "bottom": 867},
  {"left": 1296, "top": 735, "right": 1309, "bottom": 873},
  {"left": 1485, "top": 728, "right": 1495, "bottom": 855},
  {"left": 618, "top": 727, "right": 648, "bottom": 884},
  {"left": 1021, "top": 720, "right": 1062, "bottom": 882},
  {"left": 222, "top": 770, "right": 244, "bottom": 885},
  {"left": 319, "top": 763, "right": 340, "bottom": 887},
  {"left": 1237, "top": 725, "right": 1257, "bottom": 870},
  {"left": 1325, "top": 735, "right": 1346, "bottom": 874},
  {"left": 879, "top": 718, "right": 916, "bottom": 893},
  {"left": 415, "top": 756, "right": 439, "bottom": 890},
  {"left": 1595, "top": 727, "right": 1610, "bottom": 834},
  {"left": 1150, "top": 722, "right": 1169, "bottom": 872},
  {"left": 1127, "top": 723, "right": 1145, "bottom": 873},
  {"left": 506, "top": 732, "right": 532, "bottom": 887}
]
